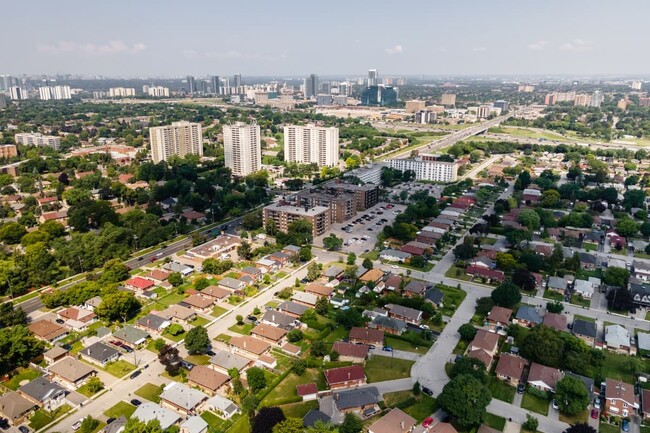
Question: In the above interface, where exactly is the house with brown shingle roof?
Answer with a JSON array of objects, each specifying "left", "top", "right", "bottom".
[
  {"left": 323, "top": 365, "right": 366, "bottom": 390},
  {"left": 143, "top": 269, "right": 170, "bottom": 282},
  {"left": 605, "top": 378, "right": 638, "bottom": 417},
  {"left": 368, "top": 408, "right": 416, "bottom": 433},
  {"left": 28, "top": 320, "right": 68, "bottom": 343},
  {"left": 487, "top": 306, "right": 512, "bottom": 327},
  {"left": 250, "top": 324, "right": 287, "bottom": 345},
  {"left": 332, "top": 341, "right": 369, "bottom": 363},
  {"left": 468, "top": 348, "right": 494, "bottom": 370},
  {"left": 542, "top": 312, "right": 566, "bottom": 332},
  {"left": 469, "top": 329, "right": 499, "bottom": 355},
  {"left": 305, "top": 283, "right": 335, "bottom": 298},
  {"left": 349, "top": 327, "right": 384, "bottom": 347},
  {"left": 180, "top": 294, "right": 214, "bottom": 313},
  {"left": 359, "top": 268, "right": 384, "bottom": 284},
  {"left": 187, "top": 365, "right": 229, "bottom": 395},
  {"left": 159, "top": 304, "right": 197, "bottom": 324},
  {"left": 495, "top": 354, "right": 527, "bottom": 386},
  {"left": 200, "top": 285, "right": 232, "bottom": 301},
  {"left": 527, "top": 362, "right": 563, "bottom": 393},
  {"left": 229, "top": 335, "right": 271, "bottom": 358},
  {"left": 0, "top": 392, "right": 36, "bottom": 426},
  {"left": 48, "top": 357, "right": 97, "bottom": 388}
]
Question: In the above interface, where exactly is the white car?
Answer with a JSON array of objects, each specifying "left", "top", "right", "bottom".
[
  {"left": 391, "top": 265, "right": 398, "bottom": 269},
  {"left": 72, "top": 421, "right": 82, "bottom": 431}
]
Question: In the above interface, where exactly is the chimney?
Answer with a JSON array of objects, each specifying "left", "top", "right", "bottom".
[
  {"left": 243, "top": 341, "right": 247, "bottom": 348},
  {"left": 400, "top": 421, "right": 405, "bottom": 430},
  {"left": 348, "top": 372, "right": 351, "bottom": 380}
]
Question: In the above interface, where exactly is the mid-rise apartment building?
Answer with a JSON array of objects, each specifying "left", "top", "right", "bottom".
[
  {"left": 223, "top": 122, "right": 261, "bottom": 177},
  {"left": 0, "top": 145, "right": 17, "bottom": 159},
  {"left": 149, "top": 121, "right": 203, "bottom": 163},
  {"left": 283, "top": 124, "right": 339, "bottom": 167},
  {"left": 441, "top": 93, "right": 456, "bottom": 106},
  {"left": 14, "top": 133, "right": 60, "bottom": 149},
  {"left": 39, "top": 85, "right": 71, "bottom": 100},
  {"left": 109, "top": 87, "right": 136, "bottom": 98},
  {"left": 405, "top": 100, "right": 426, "bottom": 113},
  {"left": 387, "top": 154, "right": 458, "bottom": 182},
  {"left": 296, "top": 189, "right": 356, "bottom": 223},
  {"left": 263, "top": 202, "right": 330, "bottom": 238},
  {"left": 147, "top": 86, "right": 170, "bottom": 97}
]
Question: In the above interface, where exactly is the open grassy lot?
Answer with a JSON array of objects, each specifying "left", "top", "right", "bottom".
[
  {"left": 5, "top": 367, "right": 41, "bottom": 390},
  {"left": 384, "top": 391, "right": 437, "bottom": 421},
  {"left": 279, "top": 400, "right": 319, "bottom": 418},
  {"left": 521, "top": 392, "right": 549, "bottom": 416},
  {"left": 600, "top": 351, "right": 649, "bottom": 384},
  {"left": 185, "top": 354, "right": 211, "bottom": 365},
  {"left": 323, "top": 326, "right": 348, "bottom": 343},
  {"left": 28, "top": 404, "right": 72, "bottom": 430},
  {"left": 487, "top": 376, "right": 516, "bottom": 403},
  {"left": 543, "top": 290, "right": 564, "bottom": 301},
  {"left": 365, "top": 355, "right": 414, "bottom": 382},
  {"left": 103, "top": 401, "right": 136, "bottom": 419},
  {"left": 190, "top": 316, "right": 210, "bottom": 327},
  {"left": 135, "top": 383, "right": 164, "bottom": 403},
  {"left": 104, "top": 360, "right": 136, "bottom": 377},
  {"left": 445, "top": 265, "right": 472, "bottom": 281},
  {"left": 570, "top": 295, "right": 591, "bottom": 308},
  {"left": 385, "top": 336, "right": 430, "bottom": 354},
  {"left": 261, "top": 369, "right": 324, "bottom": 406}
]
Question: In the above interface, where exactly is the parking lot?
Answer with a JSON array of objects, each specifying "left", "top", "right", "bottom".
[{"left": 315, "top": 202, "right": 407, "bottom": 256}]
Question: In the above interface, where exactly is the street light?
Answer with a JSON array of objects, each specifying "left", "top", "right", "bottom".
[{"left": 133, "top": 234, "right": 139, "bottom": 252}]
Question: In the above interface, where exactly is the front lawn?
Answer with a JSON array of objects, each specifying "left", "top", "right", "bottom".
[
  {"left": 570, "top": 295, "right": 591, "bottom": 308},
  {"left": 599, "top": 422, "right": 620, "bottom": 433},
  {"left": 226, "top": 415, "right": 250, "bottom": 433},
  {"left": 521, "top": 392, "right": 549, "bottom": 416},
  {"left": 190, "top": 316, "right": 210, "bottom": 327},
  {"left": 185, "top": 354, "right": 211, "bottom": 365},
  {"left": 484, "top": 413, "right": 506, "bottom": 431},
  {"left": 487, "top": 376, "right": 516, "bottom": 403},
  {"left": 5, "top": 367, "right": 41, "bottom": 390},
  {"left": 211, "top": 305, "right": 228, "bottom": 318},
  {"left": 228, "top": 323, "right": 253, "bottom": 335},
  {"left": 543, "top": 290, "right": 564, "bottom": 301},
  {"left": 76, "top": 383, "right": 102, "bottom": 397},
  {"left": 452, "top": 339, "right": 468, "bottom": 355},
  {"left": 201, "top": 411, "right": 231, "bottom": 431},
  {"left": 135, "top": 383, "right": 164, "bottom": 403},
  {"left": 382, "top": 391, "right": 437, "bottom": 421},
  {"left": 583, "top": 243, "right": 598, "bottom": 252},
  {"left": 445, "top": 265, "right": 472, "bottom": 281},
  {"left": 28, "top": 404, "right": 72, "bottom": 430},
  {"left": 600, "top": 351, "right": 647, "bottom": 384},
  {"left": 365, "top": 355, "right": 414, "bottom": 382},
  {"left": 559, "top": 410, "right": 587, "bottom": 424},
  {"left": 103, "top": 401, "right": 136, "bottom": 419},
  {"left": 162, "top": 328, "right": 186, "bottom": 342},
  {"left": 104, "top": 360, "right": 136, "bottom": 378},
  {"left": 279, "top": 400, "right": 319, "bottom": 418},
  {"left": 385, "top": 336, "right": 430, "bottom": 355},
  {"left": 215, "top": 333, "right": 232, "bottom": 343}
]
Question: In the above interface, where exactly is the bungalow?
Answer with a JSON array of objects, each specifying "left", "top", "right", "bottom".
[
  {"left": 542, "top": 313, "right": 567, "bottom": 332},
  {"left": 642, "top": 389, "right": 650, "bottom": 420},
  {"left": 277, "top": 301, "right": 309, "bottom": 318},
  {"left": 159, "top": 382, "right": 208, "bottom": 416},
  {"left": 633, "top": 260, "right": 650, "bottom": 281},
  {"left": 124, "top": 277, "right": 155, "bottom": 291},
  {"left": 112, "top": 325, "right": 150, "bottom": 347},
  {"left": 547, "top": 276, "right": 568, "bottom": 293},
  {"left": 292, "top": 291, "right": 318, "bottom": 307},
  {"left": 209, "top": 350, "right": 251, "bottom": 374},
  {"left": 240, "top": 266, "right": 263, "bottom": 282},
  {"left": 28, "top": 320, "right": 68, "bottom": 343},
  {"left": 324, "top": 365, "right": 366, "bottom": 389},
  {"left": 605, "top": 378, "right": 638, "bottom": 417},
  {"left": 425, "top": 288, "right": 444, "bottom": 307},
  {"left": 359, "top": 268, "right": 384, "bottom": 284},
  {"left": 0, "top": 392, "right": 36, "bottom": 426},
  {"left": 579, "top": 253, "right": 598, "bottom": 271},
  {"left": 349, "top": 327, "right": 384, "bottom": 347},
  {"left": 402, "top": 280, "right": 428, "bottom": 297},
  {"left": 187, "top": 365, "right": 229, "bottom": 396},
  {"left": 281, "top": 343, "right": 302, "bottom": 357},
  {"left": 469, "top": 330, "right": 500, "bottom": 357},
  {"left": 281, "top": 245, "right": 301, "bottom": 258},
  {"left": 180, "top": 416, "right": 208, "bottom": 433},
  {"left": 333, "top": 386, "right": 381, "bottom": 415},
  {"left": 132, "top": 402, "right": 181, "bottom": 431},
  {"left": 609, "top": 234, "right": 627, "bottom": 249},
  {"left": 527, "top": 362, "right": 563, "bottom": 393},
  {"left": 57, "top": 307, "right": 97, "bottom": 328},
  {"left": 18, "top": 377, "right": 67, "bottom": 410},
  {"left": 466, "top": 265, "right": 505, "bottom": 283},
  {"left": 181, "top": 209, "right": 206, "bottom": 223},
  {"left": 201, "top": 285, "right": 232, "bottom": 302},
  {"left": 160, "top": 305, "right": 197, "bottom": 324},
  {"left": 417, "top": 230, "right": 441, "bottom": 245},
  {"left": 383, "top": 274, "right": 403, "bottom": 292},
  {"left": 250, "top": 324, "right": 287, "bottom": 345},
  {"left": 305, "top": 283, "right": 335, "bottom": 298},
  {"left": 324, "top": 266, "right": 344, "bottom": 279},
  {"left": 48, "top": 357, "right": 97, "bottom": 389},
  {"left": 79, "top": 342, "right": 121, "bottom": 367},
  {"left": 268, "top": 251, "right": 290, "bottom": 266},
  {"left": 574, "top": 279, "right": 595, "bottom": 299},
  {"left": 204, "top": 395, "right": 240, "bottom": 420},
  {"left": 371, "top": 315, "right": 407, "bottom": 335},
  {"left": 495, "top": 354, "right": 526, "bottom": 386},
  {"left": 573, "top": 319, "right": 597, "bottom": 346},
  {"left": 379, "top": 249, "right": 411, "bottom": 262},
  {"left": 385, "top": 304, "right": 423, "bottom": 325},
  {"left": 368, "top": 408, "right": 416, "bottom": 433},
  {"left": 401, "top": 241, "right": 432, "bottom": 257},
  {"left": 605, "top": 325, "right": 631, "bottom": 354},
  {"left": 143, "top": 269, "right": 170, "bottom": 283},
  {"left": 136, "top": 313, "right": 171, "bottom": 334},
  {"left": 332, "top": 341, "right": 370, "bottom": 363},
  {"left": 163, "top": 262, "right": 194, "bottom": 276},
  {"left": 487, "top": 306, "right": 513, "bottom": 327},
  {"left": 180, "top": 294, "right": 214, "bottom": 313},
  {"left": 230, "top": 335, "right": 271, "bottom": 358},
  {"left": 261, "top": 311, "right": 295, "bottom": 330},
  {"left": 255, "top": 354, "right": 277, "bottom": 370},
  {"left": 630, "top": 282, "right": 650, "bottom": 308},
  {"left": 43, "top": 346, "right": 69, "bottom": 365},
  {"left": 513, "top": 306, "right": 542, "bottom": 328},
  {"left": 297, "top": 383, "right": 319, "bottom": 401},
  {"left": 218, "top": 277, "right": 247, "bottom": 293},
  {"left": 256, "top": 258, "right": 280, "bottom": 273},
  {"left": 39, "top": 210, "right": 68, "bottom": 224},
  {"left": 83, "top": 296, "right": 103, "bottom": 311}
]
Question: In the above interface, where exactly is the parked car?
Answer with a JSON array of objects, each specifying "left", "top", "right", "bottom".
[
  {"left": 517, "top": 384, "right": 525, "bottom": 394},
  {"left": 247, "top": 315, "right": 257, "bottom": 322},
  {"left": 422, "top": 417, "right": 433, "bottom": 428},
  {"left": 130, "top": 371, "right": 141, "bottom": 379},
  {"left": 106, "top": 418, "right": 116, "bottom": 425},
  {"left": 206, "top": 350, "right": 216, "bottom": 356},
  {"left": 593, "top": 399, "right": 601, "bottom": 410},
  {"left": 382, "top": 346, "right": 393, "bottom": 352},
  {"left": 72, "top": 421, "right": 82, "bottom": 431},
  {"left": 422, "top": 387, "right": 433, "bottom": 396},
  {"left": 622, "top": 420, "right": 629, "bottom": 432},
  {"left": 552, "top": 400, "right": 559, "bottom": 410},
  {"left": 130, "top": 399, "right": 142, "bottom": 406},
  {"left": 55, "top": 318, "right": 65, "bottom": 324},
  {"left": 591, "top": 409, "right": 598, "bottom": 419}
]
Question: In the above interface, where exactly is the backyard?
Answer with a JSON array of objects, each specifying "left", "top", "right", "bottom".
[{"left": 261, "top": 369, "right": 325, "bottom": 406}]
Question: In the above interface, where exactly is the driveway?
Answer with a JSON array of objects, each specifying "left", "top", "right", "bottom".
[{"left": 369, "top": 348, "right": 421, "bottom": 362}]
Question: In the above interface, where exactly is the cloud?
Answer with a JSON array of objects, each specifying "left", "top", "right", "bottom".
[
  {"left": 527, "top": 40, "right": 547, "bottom": 51},
  {"left": 204, "top": 51, "right": 286, "bottom": 61},
  {"left": 36, "top": 40, "right": 146, "bottom": 55},
  {"left": 559, "top": 39, "right": 594, "bottom": 52},
  {"left": 473, "top": 47, "right": 487, "bottom": 52},
  {"left": 385, "top": 44, "right": 403, "bottom": 55}
]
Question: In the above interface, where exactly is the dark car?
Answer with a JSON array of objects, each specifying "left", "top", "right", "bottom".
[
  {"left": 130, "top": 399, "right": 142, "bottom": 406},
  {"left": 19, "top": 427, "right": 30, "bottom": 433},
  {"left": 517, "top": 384, "right": 525, "bottom": 394},
  {"left": 55, "top": 318, "right": 65, "bottom": 324},
  {"left": 382, "top": 346, "right": 393, "bottom": 352},
  {"left": 591, "top": 409, "right": 598, "bottom": 419},
  {"left": 0, "top": 418, "right": 9, "bottom": 429},
  {"left": 206, "top": 350, "right": 216, "bottom": 356},
  {"left": 138, "top": 256, "right": 143, "bottom": 261},
  {"left": 622, "top": 420, "right": 629, "bottom": 432},
  {"left": 106, "top": 418, "right": 116, "bottom": 425},
  {"left": 422, "top": 386, "right": 434, "bottom": 396},
  {"left": 129, "top": 371, "right": 141, "bottom": 379},
  {"left": 247, "top": 315, "right": 257, "bottom": 322}
]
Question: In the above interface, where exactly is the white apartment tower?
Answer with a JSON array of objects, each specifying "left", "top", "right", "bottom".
[
  {"left": 39, "top": 85, "right": 72, "bottom": 100},
  {"left": 284, "top": 124, "right": 339, "bottom": 167},
  {"left": 223, "top": 122, "right": 261, "bottom": 177},
  {"left": 149, "top": 121, "right": 203, "bottom": 163}
]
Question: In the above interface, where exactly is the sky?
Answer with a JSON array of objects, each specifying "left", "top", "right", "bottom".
[{"left": 4, "top": 0, "right": 650, "bottom": 77}]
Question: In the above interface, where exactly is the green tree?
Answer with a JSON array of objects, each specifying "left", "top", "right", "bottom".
[
  {"left": 520, "top": 325, "right": 564, "bottom": 368},
  {"left": 0, "top": 303, "right": 26, "bottom": 328},
  {"left": 293, "top": 359, "right": 306, "bottom": 376},
  {"left": 541, "top": 189, "right": 561, "bottom": 208},
  {"left": 287, "top": 329, "right": 304, "bottom": 342},
  {"left": 339, "top": 413, "right": 363, "bottom": 433},
  {"left": 315, "top": 297, "right": 329, "bottom": 315},
  {"left": 562, "top": 424, "right": 597, "bottom": 433},
  {"left": 603, "top": 267, "right": 630, "bottom": 287},
  {"left": 99, "top": 259, "right": 131, "bottom": 284},
  {"left": 522, "top": 415, "right": 538, "bottom": 432},
  {"left": 323, "top": 234, "right": 343, "bottom": 251},
  {"left": 272, "top": 418, "right": 304, "bottom": 433},
  {"left": 167, "top": 323, "right": 184, "bottom": 336},
  {"left": 307, "top": 262, "right": 321, "bottom": 281},
  {"left": 491, "top": 282, "right": 522, "bottom": 308},
  {"left": 299, "top": 246, "right": 312, "bottom": 261},
  {"left": 450, "top": 357, "right": 487, "bottom": 383},
  {"left": 168, "top": 272, "right": 183, "bottom": 287},
  {"left": 458, "top": 323, "right": 478, "bottom": 341},
  {"left": 246, "top": 367, "right": 267, "bottom": 392},
  {"left": 96, "top": 291, "right": 141, "bottom": 323},
  {"left": 153, "top": 338, "right": 166, "bottom": 351},
  {"left": 237, "top": 240, "right": 253, "bottom": 260},
  {"left": 546, "top": 301, "right": 564, "bottom": 314},
  {"left": 362, "top": 257, "right": 373, "bottom": 269},
  {"left": 615, "top": 217, "right": 638, "bottom": 237},
  {"left": 0, "top": 325, "right": 45, "bottom": 376},
  {"left": 311, "top": 340, "right": 328, "bottom": 357},
  {"left": 185, "top": 326, "right": 210, "bottom": 354},
  {"left": 329, "top": 350, "right": 340, "bottom": 361},
  {"left": 0, "top": 222, "right": 27, "bottom": 244},
  {"left": 518, "top": 209, "right": 541, "bottom": 230},
  {"left": 437, "top": 374, "right": 491, "bottom": 428},
  {"left": 495, "top": 252, "right": 518, "bottom": 272},
  {"left": 236, "top": 315, "right": 244, "bottom": 325},
  {"left": 555, "top": 376, "right": 590, "bottom": 416},
  {"left": 86, "top": 376, "right": 104, "bottom": 393},
  {"left": 346, "top": 252, "right": 356, "bottom": 265},
  {"left": 252, "top": 407, "right": 284, "bottom": 433},
  {"left": 123, "top": 418, "right": 163, "bottom": 433},
  {"left": 79, "top": 417, "right": 100, "bottom": 433}
]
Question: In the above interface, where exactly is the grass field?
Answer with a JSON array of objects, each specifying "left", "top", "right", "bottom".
[
  {"left": 365, "top": 355, "right": 414, "bottom": 382},
  {"left": 570, "top": 295, "right": 591, "bottom": 308},
  {"left": 190, "top": 316, "right": 210, "bottom": 327},
  {"left": 135, "top": 383, "right": 163, "bottom": 403},
  {"left": 445, "top": 265, "right": 472, "bottom": 281},
  {"left": 543, "top": 290, "right": 564, "bottom": 301},
  {"left": 521, "top": 392, "right": 550, "bottom": 416},
  {"left": 261, "top": 369, "right": 324, "bottom": 406},
  {"left": 103, "top": 401, "right": 136, "bottom": 419},
  {"left": 492, "top": 126, "right": 569, "bottom": 142},
  {"left": 76, "top": 382, "right": 102, "bottom": 397},
  {"left": 600, "top": 351, "right": 648, "bottom": 384},
  {"left": 559, "top": 410, "right": 587, "bottom": 424},
  {"left": 226, "top": 415, "right": 250, "bottom": 433},
  {"left": 383, "top": 391, "right": 437, "bottom": 421},
  {"left": 28, "top": 404, "right": 72, "bottom": 430},
  {"left": 104, "top": 360, "right": 136, "bottom": 377},
  {"left": 5, "top": 367, "right": 41, "bottom": 390},
  {"left": 574, "top": 314, "right": 595, "bottom": 323},
  {"left": 385, "top": 336, "right": 430, "bottom": 354},
  {"left": 201, "top": 411, "right": 231, "bottom": 431},
  {"left": 211, "top": 305, "right": 228, "bottom": 317},
  {"left": 583, "top": 243, "right": 598, "bottom": 252},
  {"left": 228, "top": 323, "right": 254, "bottom": 335},
  {"left": 279, "top": 400, "right": 319, "bottom": 418},
  {"left": 487, "top": 376, "right": 516, "bottom": 403},
  {"left": 185, "top": 354, "right": 211, "bottom": 365},
  {"left": 484, "top": 413, "right": 506, "bottom": 431},
  {"left": 599, "top": 422, "right": 620, "bottom": 433}
]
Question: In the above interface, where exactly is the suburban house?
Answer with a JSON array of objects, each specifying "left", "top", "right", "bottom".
[
  {"left": 349, "top": 327, "right": 384, "bottom": 347},
  {"left": 57, "top": 306, "right": 97, "bottom": 329},
  {"left": 218, "top": 277, "right": 247, "bottom": 293},
  {"left": 268, "top": 251, "right": 290, "bottom": 266},
  {"left": 486, "top": 306, "right": 513, "bottom": 328},
  {"left": 605, "top": 325, "right": 632, "bottom": 354},
  {"left": 79, "top": 342, "right": 121, "bottom": 367},
  {"left": 112, "top": 325, "right": 149, "bottom": 347},
  {"left": 255, "top": 257, "right": 280, "bottom": 273},
  {"left": 605, "top": 379, "right": 638, "bottom": 417},
  {"left": 468, "top": 330, "right": 500, "bottom": 369},
  {"left": 383, "top": 274, "right": 403, "bottom": 292},
  {"left": 547, "top": 276, "right": 568, "bottom": 293},
  {"left": 250, "top": 324, "right": 287, "bottom": 345},
  {"left": 324, "top": 265, "right": 344, "bottom": 280},
  {"left": 83, "top": 296, "right": 103, "bottom": 311},
  {"left": 180, "top": 294, "right": 214, "bottom": 313},
  {"left": 48, "top": 357, "right": 97, "bottom": 388},
  {"left": 495, "top": 354, "right": 527, "bottom": 386},
  {"left": 132, "top": 402, "right": 181, "bottom": 430},
  {"left": 513, "top": 306, "right": 542, "bottom": 328},
  {"left": 425, "top": 288, "right": 444, "bottom": 307},
  {"left": 261, "top": 311, "right": 296, "bottom": 330},
  {"left": 633, "top": 260, "right": 650, "bottom": 281},
  {"left": 136, "top": 313, "right": 171, "bottom": 334},
  {"left": 573, "top": 319, "right": 597, "bottom": 346},
  {"left": 371, "top": 315, "right": 407, "bottom": 335},
  {"left": 43, "top": 346, "right": 69, "bottom": 365},
  {"left": 204, "top": 395, "right": 240, "bottom": 420},
  {"left": 324, "top": 365, "right": 366, "bottom": 389},
  {"left": 18, "top": 377, "right": 67, "bottom": 410},
  {"left": 159, "top": 382, "right": 208, "bottom": 416},
  {"left": 180, "top": 416, "right": 208, "bottom": 433},
  {"left": 297, "top": 383, "right": 319, "bottom": 401},
  {"left": 187, "top": 365, "right": 229, "bottom": 396},
  {"left": 385, "top": 304, "right": 423, "bottom": 325},
  {"left": 28, "top": 320, "right": 68, "bottom": 343},
  {"left": 332, "top": 341, "right": 370, "bottom": 363},
  {"left": 291, "top": 291, "right": 318, "bottom": 306},
  {"left": 240, "top": 266, "right": 263, "bottom": 282},
  {"left": 229, "top": 335, "right": 271, "bottom": 358},
  {"left": 281, "top": 343, "right": 302, "bottom": 357},
  {"left": 465, "top": 265, "right": 505, "bottom": 283},
  {"left": 359, "top": 268, "right": 384, "bottom": 284},
  {"left": 124, "top": 276, "right": 155, "bottom": 291},
  {"left": 368, "top": 408, "right": 416, "bottom": 433},
  {"left": 574, "top": 279, "right": 595, "bottom": 299},
  {"left": 143, "top": 269, "right": 170, "bottom": 283},
  {"left": 277, "top": 301, "right": 309, "bottom": 318},
  {"left": 255, "top": 354, "right": 277, "bottom": 370},
  {"left": 282, "top": 245, "right": 301, "bottom": 258},
  {"left": 200, "top": 285, "right": 232, "bottom": 302},
  {"left": 160, "top": 305, "right": 197, "bottom": 324},
  {"left": 642, "top": 389, "right": 650, "bottom": 420},
  {"left": 209, "top": 350, "right": 251, "bottom": 374},
  {"left": 305, "top": 283, "right": 335, "bottom": 298},
  {"left": 332, "top": 386, "right": 381, "bottom": 415},
  {"left": 542, "top": 313, "right": 567, "bottom": 332},
  {"left": 527, "top": 362, "right": 563, "bottom": 393},
  {"left": 579, "top": 253, "right": 598, "bottom": 270},
  {"left": 379, "top": 249, "right": 411, "bottom": 262},
  {"left": 0, "top": 392, "right": 36, "bottom": 425},
  {"left": 402, "top": 280, "right": 428, "bottom": 297}
]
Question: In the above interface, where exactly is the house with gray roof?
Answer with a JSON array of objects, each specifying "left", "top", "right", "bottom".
[
  {"left": 136, "top": 313, "right": 171, "bottom": 334},
  {"left": 324, "top": 266, "right": 344, "bottom": 279},
  {"left": 605, "top": 324, "right": 631, "bottom": 354},
  {"left": 425, "top": 288, "right": 444, "bottom": 307},
  {"left": 573, "top": 319, "right": 597, "bottom": 346},
  {"left": 379, "top": 249, "right": 411, "bottom": 262},
  {"left": 513, "top": 306, "right": 542, "bottom": 328},
  {"left": 180, "top": 416, "right": 208, "bottom": 433},
  {"left": 547, "top": 276, "right": 568, "bottom": 292},
  {"left": 132, "top": 403, "right": 181, "bottom": 430},
  {"left": 112, "top": 325, "right": 149, "bottom": 346},
  {"left": 0, "top": 392, "right": 36, "bottom": 425},
  {"left": 303, "top": 410, "right": 331, "bottom": 427},
  {"left": 277, "top": 301, "right": 309, "bottom": 318},
  {"left": 209, "top": 350, "right": 250, "bottom": 374},
  {"left": 103, "top": 416, "right": 127, "bottom": 433},
  {"left": 371, "top": 315, "right": 407, "bottom": 335},
  {"left": 402, "top": 280, "right": 428, "bottom": 297},
  {"left": 204, "top": 395, "right": 240, "bottom": 420},
  {"left": 79, "top": 342, "right": 121, "bottom": 367},
  {"left": 241, "top": 266, "right": 263, "bottom": 282},
  {"left": 384, "top": 304, "right": 422, "bottom": 324},
  {"left": 159, "top": 382, "right": 208, "bottom": 415},
  {"left": 218, "top": 277, "right": 247, "bottom": 292},
  {"left": 638, "top": 332, "right": 650, "bottom": 354},
  {"left": 261, "top": 310, "right": 296, "bottom": 330},
  {"left": 18, "top": 377, "right": 66, "bottom": 409},
  {"left": 292, "top": 291, "right": 318, "bottom": 306},
  {"left": 163, "top": 262, "right": 194, "bottom": 276},
  {"left": 333, "top": 386, "right": 381, "bottom": 411}
]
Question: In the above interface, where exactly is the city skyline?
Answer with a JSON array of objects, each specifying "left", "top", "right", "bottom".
[{"left": 4, "top": 0, "right": 650, "bottom": 77}]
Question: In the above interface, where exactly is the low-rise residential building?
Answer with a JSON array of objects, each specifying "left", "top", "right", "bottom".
[
  {"left": 466, "top": 266, "right": 505, "bottom": 283},
  {"left": 160, "top": 305, "right": 197, "bottom": 324},
  {"left": 204, "top": 395, "right": 240, "bottom": 420},
  {"left": 18, "top": 377, "right": 66, "bottom": 410},
  {"left": 371, "top": 315, "right": 407, "bottom": 335},
  {"left": 359, "top": 268, "right": 384, "bottom": 284},
  {"left": 43, "top": 346, "right": 68, "bottom": 365},
  {"left": 487, "top": 306, "right": 513, "bottom": 327},
  {"left": 641, "top": 389, "right": 650, "bottom": 420},
  {"left": 547, "top": 276, "right": 568, "bottom": 293},
  {"left": 542, "top": 312, "right": 567, "bottom": 332},
  {"left": 297, "top": 383, "right": 319, "bottom": 401},
  {"left": 633, "top": 260, "right": 650, "bottom": 281},
  {"left": 513, "top": 306, "right": 542, "bottom": 328},
  {"left": 209, "top": 350, "right": 251, "bottom": 374},
  {"left": 332, "top": 386, "right": 381, "bottom": 415},
  {"left": 200, "top": 285, "right": 232, "bottom": 302},
  {"left": 261, "top": 310, "right": 296, "bottom": 330},
  {"left": 250, "top": 324, "right": 287, "bottom": 345},
  {"left": 277, "top": 301, "right": 309, "bottom": 318},
  {"left": 160, "top": 382, "right": 208, "bottom": 416},
  {"left": 187, "top": 365, "right": 229, "bottom": 396},
  {"left": 379, "top": 249, "right": 411, "bottom": 262},
  {"left": 384, "top": 304, "right": 423, "bottom": 324},
  {"left": 0, "top": 392, "right": 36, "bottom": 425},
  {"left": 495, "top": 354, "right": 526, "bottom": 386},
  {"left": 48, "top": 357, "right": 97, "bottom": 388},
  {"left": 292, "top": 291, "right": 318, "bottom": 306},
  {"left": 229, "top": 335, "right": 271, "bottom": 358},
  {"left": 605, "top": 324, "right": 632, "bottom": 354},
  {"left": 180, "top": 294, "right": 214, "bottom": 313},
  {"left": 324, "top": 365, "right": 366, "bottom": 389},
  {"left": 573, "top": 319, "right": 597, "bottom": 346},
  {"left": 332, "top": 341, "right": 369, "bottom": 363},
  {"left": 425, "top": 288, "right": 444, "bottom": 307},
  {"left": 112, "top": 325, "right": 149, "bottom": 346},
  {"left": 368, "top": 408, "right": 416, "bottom": 433},
  {"left": 124, "top": 276, "right": 155, "bottom": 291},
  {"left": 218, "top": 278, "right": 247, "bottom": 293},
  {"left": 180, "top": 416, "right": 208, "bottom": 433},
  {"left": 79, "top": 342, "right": 121, "bottom": 367},
  {"left": 349, "top": 327, "right": 384, "bottom": 347},
  {"left": 136, "top": 313, "right": 171, "bottom": 334},
  {"left": 305, "top": 283, "right": 335, "bottom": 298},
  {"left": 132, "top": 402, "right": 181, "bottom": 430},
  {"left": 28, "top": 320, "right": 68, "bottom": 343},
  {"left": 402, "top": 280, "right": 428, "bottom": 297},
  {"left": 574, "top": 279, "right": 595, "bottom": 298},
  {"left": 527, "top": 363, "right": 563, "bottom": 393},
  {"left": 605, "top": 378, "right": 637, "bottom": 417}
]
